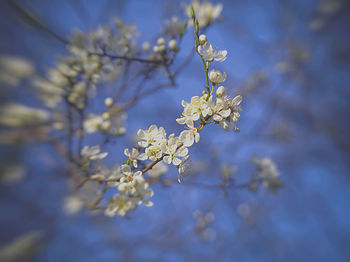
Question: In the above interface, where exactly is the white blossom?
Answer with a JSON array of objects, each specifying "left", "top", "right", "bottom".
[
  {"left": 197, "top": 40, "right": 227, "bottom": 62},
  {"left": 176, "top": 96, "right": 211, "bottom": 128},
  {"left": 180, "top": 128, "right": 200, "bottom": 147},
  {"left": 207, "top": 96, "right": 231, "bottom": 123},
  {"left": 124, "top": 148, "right": 147, "bottom": 168},
  {"left": 214, "top": 95, "right": 242, "bottom": 132},
  {"left": 208, "top": 69, "right": 226, "bottom": 84},
  {"left": 145, "top": 145, "right": 163, "bottom": 161},
  {"left": 161, "top": 137, "right": 188, "bottom": 166},
  {"left": 117, "top": 165, "right": 143, "bottom": 194},
  {"left": 137, "top": 125, "right": 167, "bottom": 148}
]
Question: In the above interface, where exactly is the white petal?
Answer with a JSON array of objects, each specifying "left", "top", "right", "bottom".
[
  {"left": 137, "top": 153, "right": 148, "bottom": 161},
  {"left": 131, "top": 148, "right": 138, "bottom": 157},
  {"left": 221, "top": 108, "right": 231, "bottom": 118},
  {"left": 137, "top": 129, "right": 145, "bottom": 138},
  {"left": 163, "top": 156, "right": 172, "bottom": 164},
  {"left": 176, "top": 117, "right": 186, "bottom": 125},
  {"left": 220, "top": 120, "right": 229, "bottom": 131},
  {"left": 232, "top": 95, "right": 242, "bottom": 106},
  {"left": 177, "top": 147, "right": 188, "bottom": 157},
  {"left": 195, "top": 133, "right": 200, "bottom": 143},
  {"left": 213, "top": 114, "right": 222, "bottom": 122},
  {"left": 173, "top": 157, "right": 181, "bottom": 166},
  {"left": 138, "top": 141, "right": 148, "bottom": 148},
  {"left": 124, "top": 148, "right": 130, "bottom": 157}
]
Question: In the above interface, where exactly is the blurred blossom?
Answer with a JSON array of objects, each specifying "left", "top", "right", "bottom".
[
  {"left": 193, "top": 210, "right": 216, "bottom": 241},
  {"left": 0, "top": 56, "right": 34, "bottom": 86},
  {"left": 252, "top": 156, "right": 282, "bottom": 193},
  {"left": 163, "top": 16, "right": 183, "bottom": 38},
  {"left": 185, "top": 0, "right": 223, "bottom": 28},
  {"left": 0, "top": 165, "right": 26, "bottom": 184},
  {"left": 63, "top": 195, "right": 84, "bottom": 215},
  {"left": 237, "top": 203, "right": 250, "bottom": 218},
  {"left": 147, "top": 162, "right": 168, "bottom": 178},
  {"left": 0, "top": 103, "right": 49, "bottom": 128},
  {"left": 220, "top": 164, "right": 236, "bottom": 181}
]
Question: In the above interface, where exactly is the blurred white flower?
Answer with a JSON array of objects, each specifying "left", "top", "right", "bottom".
[
  {"left": 147, "top": 162, "right": 168, "bottom": 178},
  {"left": 185, "top": 0, "right": 223, "bottom": 28},
  {"left": 81, "top": 145, "right": 108, "bottom": 160},
  {"left": 142, "top": 41, "right": 151, "bottom": 52},
  {"left": 63, "top": 195, "right": 84, "bottom": 215},
  {"left": 84, "top": 114, "right": 103, "bottom": 133},
  {"left": 0, "top": 104, "right": 49, "bottom": 128},
  {"left": 168, "top": 39, "right": 177, "bottom": 51},
  {"left": 252, "top": 156, "right": 282, "bottom": 192},
  {"left": 0, "top": 56, "right": 34, "bottom": 86},
  {"left": 104, "top": 97, "right": 113, "bottom": 107}
]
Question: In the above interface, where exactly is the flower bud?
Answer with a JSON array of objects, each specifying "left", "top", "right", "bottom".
[
  {"left": 216, "top": 86, "right": 227, "bottom": 97},
  {"left": 157, "top": 37, "right": 165, "bottom": 46},
  {"left": 199, "top": 34, "right": 207, "bottom": 45},
  {"left": 158, "top": 45, "right": 166, "bottom": 53},
  {"left": 102, "top": 112, "right": 110, "bottom": 120},
  {"left": 101, "top": 121, "right": 111, "bottom": 131},
  {"left": 104, "top": 97, "right": 113, "bottom": 107},
  {"left": 153, "top": 45, "right": 160, "bottom": 53},
  {"left": 168, "top": 39, "right": 177, "bottom": 51}
]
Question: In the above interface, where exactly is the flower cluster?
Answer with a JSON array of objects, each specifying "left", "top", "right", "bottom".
[
  {"left": 0, "top": 103, "right": 50, "bottom": 128},
  {"left": 101, "top": 9, "right": 243, "bottom": 216},
  {"left": 185, "top": 0, "right": 223, "bottom": 28},
  {"left": 251, "top": 156, "right": 282, "bottom": 193},
  {"left": 105, "top": 165, "right": 154, "bottom": 217},
  {"left": 176, "top": 34, "right": 242, "bottom": 132},
  {"left": 84, "top": 110, "right": 126, "bottom": 136},
  {"left": 193, "top": 210, "right": 216, "bottom": 241}
]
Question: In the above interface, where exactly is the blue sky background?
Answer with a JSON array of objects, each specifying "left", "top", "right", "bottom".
[{"left": 0, "top": 0, "right": 350, "bottom": 261}]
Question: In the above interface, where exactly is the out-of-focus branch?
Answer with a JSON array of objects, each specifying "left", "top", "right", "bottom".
[{"left": 9, "top": 0, "right": 69, "bottom": 45}]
